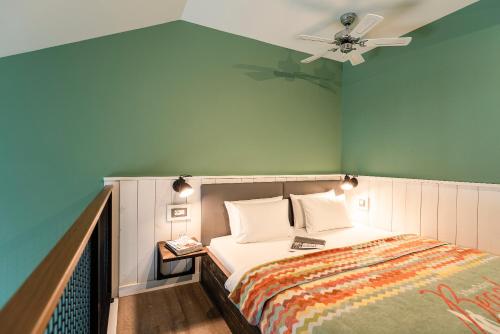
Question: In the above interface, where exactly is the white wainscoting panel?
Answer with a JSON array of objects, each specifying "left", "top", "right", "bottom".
[
  {"left": 346, "top": 176, "right": 370, "bottom": 225},
  {"left": 391, "top": 181, "right": 407, "bottom": 234},
  {"left": 437, "top": 184, "right": 457, "bottom": 243},
  {"left": 477, "top": 188, "right": 500, "bottom": 255},
  {"left": 420, "top": 183, "right": 438, "bottom": 239},
  {"left": 110, "top": 174, "right": 342, "bottom": 295},
  {"left": 137, "top": 180, "right": 155, "bottom": 283},
  {"left": 404, "top": 182, "right": 422, "bottom": 235},
  {"left": 368, "top": 179, "right": 392, "bottom": 231},
  {"left": 347, "top": 176, "right": 499, "bottom": 256},
  {"left": 154, "top": 179, "right": 172, "bottom": 280},
  {"left": 119, "top": 180, "right": 138, "bottom": 287},
  {"left": 456, "top": 186, "right": 479, "bottom": 249},
  {"left": 254, "top": 177, "right": 277, "bottom": 183},
  {"left": 107, "top": 173, "right": 500, "bottom": 296}
]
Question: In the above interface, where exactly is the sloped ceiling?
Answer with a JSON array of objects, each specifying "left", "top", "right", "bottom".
[
  {"left": 0, "top": 0, "right": 187, "bottom": 58},
  {"left": 0, "top": 0, "right": 477, "bottom": 59}
]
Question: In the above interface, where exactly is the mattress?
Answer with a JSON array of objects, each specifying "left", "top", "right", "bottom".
[{"left": 208, "top": 224, "right": 396, "bottom": 292}]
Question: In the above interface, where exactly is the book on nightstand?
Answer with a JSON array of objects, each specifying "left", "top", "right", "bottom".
[{"left": 165, "top": 236, "right": 203, "bottom": 256}]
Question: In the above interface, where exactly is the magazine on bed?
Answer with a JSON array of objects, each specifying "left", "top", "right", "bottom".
[{"left": 290, "top": 236, "right": 326, "bottom": 251}]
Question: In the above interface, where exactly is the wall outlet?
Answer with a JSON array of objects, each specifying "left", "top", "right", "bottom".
[{"left": 357, "top": 198, "right": 369, "bottom": 210}]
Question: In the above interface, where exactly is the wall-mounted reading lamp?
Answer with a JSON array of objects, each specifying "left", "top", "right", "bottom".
[
  {"left": 341, "top": 174, "right": 358, "bottom": 191},
  {"left": 173, "top": 175, "right": 194, "bottom": 198}
]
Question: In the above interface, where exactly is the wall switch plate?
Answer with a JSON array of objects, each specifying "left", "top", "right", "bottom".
[
  {"left": 167, "top": 204, "right": 191, "bottom": 221},
  {"left": 357, "top": 198, "right": 369, "bottom": 210}
]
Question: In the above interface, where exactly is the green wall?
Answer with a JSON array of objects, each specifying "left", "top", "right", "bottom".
[
  {"left": 342, "top": 0, "right": 500, "bottom": 183},
  {"left": 0, "top": 21, "right": 342, "bottom": 306},
  {"left": 4, "top": 0, "right": 498, "bottom": 308}
]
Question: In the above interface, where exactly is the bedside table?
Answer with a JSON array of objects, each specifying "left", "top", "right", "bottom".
[{"left": 157, "top": 241, "right": 208, "bottom": 279}]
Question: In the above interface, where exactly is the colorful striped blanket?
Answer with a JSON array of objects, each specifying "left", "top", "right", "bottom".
[{"left": 228, "top": 235, "right": 500, "bottom": 334}]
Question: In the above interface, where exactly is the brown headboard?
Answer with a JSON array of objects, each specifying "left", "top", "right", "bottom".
[{"left": 200, "top": 180, "right": 342, "bottom": 245}]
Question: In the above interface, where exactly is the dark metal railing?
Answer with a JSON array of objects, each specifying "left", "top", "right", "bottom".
[{"left": 0, "top": 186, "right": 113, "bottom": 334}]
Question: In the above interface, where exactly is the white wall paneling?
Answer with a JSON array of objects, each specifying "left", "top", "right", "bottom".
[
  {"left": 368, "top": 179, "right": 393, "bottom": 231},
  {"left": 478, "top": 188, "right": 500, "bottom": 255},
  {"left": 110, "top": 174, "right": 343, "bottom": 295},
  {"left": 295, "top": 176, "right": 317, "bottom": 181},
  {"left": 215, "top": 178, "right": 242, "bottom": 184},
  {"left": 420, "top": 183, "right": 439, "bottom": 239},
  {"left": 119, "top": 180, "right": 138, "bottom": 287},
  {"left": 456, "top": 186, "right": 479, "bottom": 248},
  {"left": 346, "top": 176, "right": 370, "bottom": 225},
  {"left": 253, "top": 177, "right": 276, "bottom": 183},
  {"left": 437, "top": 184, "right": 457, "bottom": 243},
  {"left": 106, "top": 174, "right": 500, "bottom": 296},
  {"left": 391, "top": 181, "right": 407, "bottom": 234},
  {"left": 404, "top": 182, "right": 422, "bottom": 235},
  {"left": 154, "top": 179, "right": 172, "bottom": 280},
  {"left": 347, "top": 176, "right": 500, "bottom": 255},
  {"left": 137, "top": 180, "right": 156, "bottom": 283}
]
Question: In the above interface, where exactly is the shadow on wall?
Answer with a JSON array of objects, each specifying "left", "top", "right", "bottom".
[{"left": 234, "top": 53, "right": 341, "bottom": 94}]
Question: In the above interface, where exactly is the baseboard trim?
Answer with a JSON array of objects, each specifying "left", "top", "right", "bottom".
[
  {"left": 107, "top": 298, "right": 118, "bottom": 334},
  {"left": 118, "top": 272, "right": 200, "bottom": 297}
]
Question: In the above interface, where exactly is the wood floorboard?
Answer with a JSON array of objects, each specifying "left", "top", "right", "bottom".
[{"left": 117, "top": 283, "right": 231, "bottom": 334}]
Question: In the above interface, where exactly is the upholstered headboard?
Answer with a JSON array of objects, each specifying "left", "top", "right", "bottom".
[{"left": 200, "top": 180, "right": 342, "bottom": 245}]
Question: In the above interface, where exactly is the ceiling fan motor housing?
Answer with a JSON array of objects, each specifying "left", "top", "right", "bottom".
[
  {"left": 340, "top": 12, "right": 357, "bottom": 27},
  {"left": 335, "top": 12, "right": 361, "bottom": 53}
]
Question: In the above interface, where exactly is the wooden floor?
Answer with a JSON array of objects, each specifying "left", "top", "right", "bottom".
[{"left": 117, "top": 283, "right": 231, "bottom": 334}]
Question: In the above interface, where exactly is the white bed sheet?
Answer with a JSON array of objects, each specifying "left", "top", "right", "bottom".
[{"left": 208, "top": 224, "right": 396, "bottom": 292}]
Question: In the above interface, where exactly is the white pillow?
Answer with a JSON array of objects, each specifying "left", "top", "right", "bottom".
[
  {"left": 225, "top": 196, "right": 282, "bottom": 238},
  {"left": 290, "top": 190, "right": 335, "bottom": 229},
  {"left": 233, "top": 199, "right": 291, "bottom": 243},
  {"left": 300, "top": 197, "right": 352, "bottom": 233}
]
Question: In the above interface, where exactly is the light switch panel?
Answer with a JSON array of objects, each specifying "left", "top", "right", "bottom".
[
  {"left": 357, "top": 197, "right": 369, "bottom": 210},
  {"left": 167, "top": 204, "right": 191, "bottom": 221}
]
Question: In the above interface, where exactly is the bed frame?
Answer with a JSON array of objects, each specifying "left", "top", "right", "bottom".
[
  {"left": 201, "top": 252, "right": 260, "bottom": 334},
  {"left": 199, "top": 180, "right": 342, "bottom": 333}
]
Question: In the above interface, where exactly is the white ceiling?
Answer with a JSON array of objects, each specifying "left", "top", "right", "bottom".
[
  {"left": 182, "top": 0, "right": 478, "bottom": 62},
  {"left": 0, "top": 0, "right": 187, "bottom": 58},
  {"left": 0, "top": 0, "right": 477, "bottom": 59}
]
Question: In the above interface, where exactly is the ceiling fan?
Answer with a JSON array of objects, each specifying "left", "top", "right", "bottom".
[{"left": 298, "top": 12, "right": 412, "bottom": 66}]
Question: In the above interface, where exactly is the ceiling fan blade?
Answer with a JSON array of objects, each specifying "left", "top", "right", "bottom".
[
  {"left": 350, "top": 14, "right": 383, "bottom": 38},
  {"left": 298, "top": 34, "right": 335, "bottom": 44},
  {"left": 363, "top": 37, "right": 412, "bottom": 47},
  {"left": 300, "top": 49, "right": 335, "bottom": 64},
  {"left": 349, "top": 53, "right": 365, "bottom": 66}
]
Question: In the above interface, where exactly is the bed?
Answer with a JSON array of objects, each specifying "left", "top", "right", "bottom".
[{"left": 199, "top": 181, "right": 500, "bottom": 334}]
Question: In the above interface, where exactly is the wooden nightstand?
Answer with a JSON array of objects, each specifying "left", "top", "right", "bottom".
[{"left": 157, "top": 241, "right": 207, "bottom": 279}]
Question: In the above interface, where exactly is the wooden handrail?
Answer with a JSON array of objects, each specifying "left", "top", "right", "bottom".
[{"left": 0, "top": 186, "right": 113, "bottom": 333}]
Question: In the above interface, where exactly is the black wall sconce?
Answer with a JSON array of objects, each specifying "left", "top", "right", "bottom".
[
  {"left": 341, "top": 174, "right": 358, "bottom": 191},
  {"left": 173, "top": 175, "right": 194, "bottom": 198}
]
